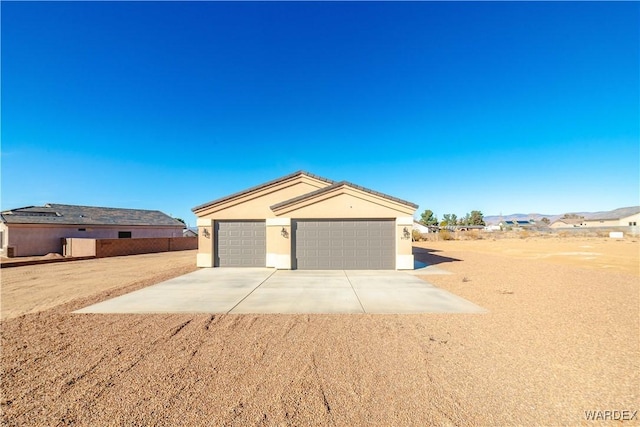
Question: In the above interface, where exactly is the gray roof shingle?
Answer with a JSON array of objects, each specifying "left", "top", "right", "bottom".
[{"left": 1, "top": 204, "right": 184, "bottom": 227}]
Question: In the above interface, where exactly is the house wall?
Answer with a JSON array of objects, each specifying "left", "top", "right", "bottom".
[
  {"left": 196, "top": 219, "right": 215, "bottom": 267},
  {"left": 0, "top": 222, "right": 8, "bottom": 253},
  {"left": 620, "top": 213, "right": 640, "bottom": 226},
  {"left": 550, "top": 221, "right": 577, "bottom": 229},
  {"left": 4, "top": 224, "right": 185, "bottom": 257},
  {"left": 265, "top": 218, "right": 291, "bottom": 269},
  {"left": 412, "top": 223, "right": 430, "bottom": 233},
  {"left": 583, "top": 219, "right": 620, "bottom": 228},
  {"left": 196, "top": 177, "right": 329, "bottom": 220},
  {"left": 271, "top": 189, "right": 415, "bottom": 218},
  {"left": 395, "top": 217, "right": 415, "bottom": 269}
]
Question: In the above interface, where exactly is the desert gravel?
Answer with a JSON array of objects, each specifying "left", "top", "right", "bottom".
[{"left": 1, "top": 240, "right": 638, "bottom": 426}]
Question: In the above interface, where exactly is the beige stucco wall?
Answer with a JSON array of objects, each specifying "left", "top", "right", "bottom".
[
  {"left": 64, "top": 238, "right": 97, "bottom": 257},
  {"left": 583, "top": 218, "right": 621, "bottom": 228},
  {"left": 395, "top": 217, "right": 414, "bottom": 269},
  {"left": 265, "top": 218, "right": 291, "bottom": 269},
  {"left": 620, "top": 213, "right": 640, "bottom": 226},
  {"left": 271, "top": 188, "right": 415, "bottom": 218},
  {"left": 195, "top": 177, "right": 329, "bottom": 220},
  {"left": 3, "top": 224, "right": 184, "bottom": 257},
  {"left": 196, "top": 218, "right": 214, "bottom": 267}
]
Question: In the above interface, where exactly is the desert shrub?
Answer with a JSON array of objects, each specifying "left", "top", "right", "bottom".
[
  {"left": 439, "top": 230, "right": 454, "bottom": 240},
  {"left": 468, "top": 230, "right": 482, "bottom": 240},
  {"left": 411, "top": 229, "right": 423, "bottom": 241},
  {"left": 519, "top": 230, "right": 530, "bottom": 239}
]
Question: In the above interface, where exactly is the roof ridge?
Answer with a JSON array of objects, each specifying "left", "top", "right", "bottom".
[
  {"left": 1, "top": 204, "right": 183, "bottom": 227},
  {"left": 270, "top": 180, "right": 418, "bottom": 211},
  {"left": 47, "top": 203, "right": 163, "bottom": 212},
  {"left": 191, "top": 171, "right": 335, "bottom": 213}
]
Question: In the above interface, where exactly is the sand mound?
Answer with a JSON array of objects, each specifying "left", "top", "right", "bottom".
[{"left": 43, "top": 253, "right": 64, "bottom": 259}]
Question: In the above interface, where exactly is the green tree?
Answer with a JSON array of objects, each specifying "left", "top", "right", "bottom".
[
  {"left": 419, "top": 209, "right": 438, "bottom": 226},
  {"left": 441, "top": 213, "right": 457, "bottom": 226},
  {"left": 540, "top": 217, "right": 550, "bottom": 225},
  {"left": 469, "top": 210, "right": 485, "bottom": 226},
  {"left": 562, "top": 213, "right": 584, "bottom": 219},
  {"left": 174, "top": 217, "right": 186, "bottom": 225}
]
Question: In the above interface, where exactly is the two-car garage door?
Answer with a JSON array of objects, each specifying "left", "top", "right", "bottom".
[{"left": 294, "top": 220, "right": 395, "bottom": 269}]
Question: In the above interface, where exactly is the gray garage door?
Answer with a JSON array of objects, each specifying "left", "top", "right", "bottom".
[
  {"left": 215, "top": 221, "right": 266, "bottom": 267},
  {"left": 294, "top": 220, "right": 395, "bottom": 269}
]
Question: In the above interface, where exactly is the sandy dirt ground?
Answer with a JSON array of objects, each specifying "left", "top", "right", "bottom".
[
  {"left": 1, "top": 250, "right": 199, "bottom": 320},
  {"left": 1, "top": 239, "right": 638, "bottom": 426}
]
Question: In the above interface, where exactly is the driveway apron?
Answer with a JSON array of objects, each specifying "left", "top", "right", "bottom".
[{"left": 75, "top": 268, "right": 485, "bottom": 314}]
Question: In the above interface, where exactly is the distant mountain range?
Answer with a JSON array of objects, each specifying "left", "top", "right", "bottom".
[{"left": 484, "top": 206, "right": 640, "bottom": 225}]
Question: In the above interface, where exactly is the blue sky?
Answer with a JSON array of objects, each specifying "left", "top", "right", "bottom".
[{"left": 2, "top": 1, "right": 638, "bottom": 225}]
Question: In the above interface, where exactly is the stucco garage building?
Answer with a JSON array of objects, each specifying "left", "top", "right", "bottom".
[{"left": 192, "top": 171, "right": 418, "bottom": 270}]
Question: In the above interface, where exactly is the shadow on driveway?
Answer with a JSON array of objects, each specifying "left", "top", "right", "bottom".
[{"left": 412, "top": 246, "right": 462, "bottom": 266}]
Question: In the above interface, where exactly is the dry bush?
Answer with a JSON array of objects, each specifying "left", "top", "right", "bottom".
[
  {"left": 468, "top": 230, "right": 483, "bottom": 240},
  {"left": 439, "top": 230, "right": 454, "bottom": 240}
]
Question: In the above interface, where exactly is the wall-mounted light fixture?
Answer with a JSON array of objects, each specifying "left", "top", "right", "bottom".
[
  {"left": 402, "top": 227, "right": 410, "bottom": 240},
  {"left": 203, "top": 228, "right": 211, "bottom": 239},
  {"left": 281, "top": 227, "right": 289, "bottom": 238}
]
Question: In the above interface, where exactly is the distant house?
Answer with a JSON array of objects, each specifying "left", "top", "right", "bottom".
[
  {"left": 412, "top": 221, "right": 431, "bottom": 234},
  {"left": 581, "top": 211, "right": 640, "bottom": 228},
  {"left": 183, "top": 227, "right": 198, "bottom": 237},
  {"left": 549, "top": 218, "right": 584, "bottom": 229},
  {"left": 499, "top": 219, "right": 536, "bottom": 230},
  {"left": 0, "top": 203, "right": 185, "bottom": 257}
]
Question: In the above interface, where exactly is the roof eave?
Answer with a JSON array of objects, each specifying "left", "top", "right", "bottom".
[{"left": 191, "top": 170, "right": 335, "bottom": 214}]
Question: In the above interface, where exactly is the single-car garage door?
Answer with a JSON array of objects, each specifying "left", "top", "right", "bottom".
[
  {"left": 215, "top": 221, "right": 266, "bottom": 267},
  {"left": 294, "top": 220, "right": 395, "bottom": 269}
]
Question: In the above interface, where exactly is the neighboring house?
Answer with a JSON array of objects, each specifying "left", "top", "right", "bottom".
[
  {"left": 499, "top": 219, "right": 536, "bottom": 230},
  {"left": 0, "top": 203, "right": 185, "bottom": 257},
  {"left": 582, "top": 211, "right": 640, "bottom": 228},
  {"left": 412, "top": 221, "right": 430, "bottom": 234},
  {"left": 192, "top": 171, "right": 418, "bottom": 270},
  {"left": 183, "top": 227, "right": 198, "bottom": 237},
  {"left": 550, "top": 218, "right": 584, "bottom": 229}
]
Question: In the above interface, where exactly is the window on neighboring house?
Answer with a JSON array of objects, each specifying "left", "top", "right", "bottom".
[
  {"left": 78, "top": 228, "right": 86, "bottom": 231},
  {"left": 118, "top": 231, "right": 132, "bottom": 238},
  {"left": 630, "top": 222, "right": 637, "bottom": 226}
]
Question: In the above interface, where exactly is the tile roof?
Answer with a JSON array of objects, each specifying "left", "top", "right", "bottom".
[
  {"left": 270, "top": 180, "right": 419, "bottom": 211},
  {"left": 1, "top": 204, "right": 184, "bottom": 227},
  {"left": 191, "top": 170, "right": 335, "bottom": 213}
]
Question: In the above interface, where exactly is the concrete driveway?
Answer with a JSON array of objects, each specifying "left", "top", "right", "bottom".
[{"left": 75, "top": 268, "right": 486, "bottom": 314}]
